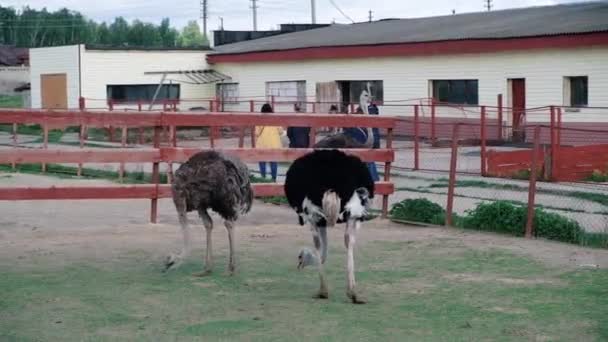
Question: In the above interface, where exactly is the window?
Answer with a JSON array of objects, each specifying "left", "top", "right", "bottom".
[
  {"left": 565, "top": 76, "right": 588, "bottom": 107},
  {"left": 432, "top": 80, "right": 478, "bottom": 105},
  {"left": 107, "top": 84, "right": 180, "bottom": 102},
  {"left": 216, "top": 83, "right": 239, "bottom": 104},
  {"left": 266, "top": 81, "right": 306, "bottom": 103},
  {"left": 337, "top": 80, "right": 384, "bottom": 104}
]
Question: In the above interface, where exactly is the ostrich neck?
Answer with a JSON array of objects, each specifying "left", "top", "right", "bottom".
[{"left": 364, "top": 127, "right": 374, "bottom": 147}]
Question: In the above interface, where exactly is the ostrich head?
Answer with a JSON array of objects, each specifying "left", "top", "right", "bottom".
[
  {"left": 297, "top": 247, "right": 318, "bottom": 270},
  {"left": 359, "top": 90, "right": 370, "bottom": 115}
]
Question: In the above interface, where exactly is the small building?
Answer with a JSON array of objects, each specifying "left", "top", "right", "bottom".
[
  {"left": 29, "top": 45, "right": 218, "bottom": 110},
  {"left": 207, "top": 2, "right": 608, "bottom": 140}
]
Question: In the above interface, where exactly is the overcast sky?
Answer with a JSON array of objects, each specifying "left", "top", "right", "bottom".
[{"left": 3, "top": 0, "right": 587, "bottom": 32}]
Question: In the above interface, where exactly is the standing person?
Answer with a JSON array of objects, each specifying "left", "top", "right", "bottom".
[
  {"left": 367, "top": 102, "right": 381, "bottom": 182},
  {"left": 328, "top": 105, "right": 340, "bottom": 133},
  {"left": 255, "top": 103, "right": 283, "bottom": 182},
  {"left": 286, "top": 103, "right": 311, "bottom": 148}
]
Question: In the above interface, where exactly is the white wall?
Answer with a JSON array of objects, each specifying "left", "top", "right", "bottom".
[
  {"left": 80, "top": 48, "right": 214, "bottom": 110},
  {"left": 29, "top": 45, "right": 80, "bottom": 109},
  {"left": 212, "top": 47, "right": 608, "bottom": 122}
]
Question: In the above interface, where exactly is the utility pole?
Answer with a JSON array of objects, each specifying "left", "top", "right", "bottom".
[
  {"left": 484, "top": 0, "right": 493, "bottom": 11},
  {"left": 368, "top": 10, "right": 373, "bottom": 22},
  {"left": 200, "top": 0, "right": 208, "bottom": 38},
  {"left": 311, "top": 0, "right": 317, "bottom": 24},
  {"left": 251, "top": 0, "right": 258, "bottom": 31}
]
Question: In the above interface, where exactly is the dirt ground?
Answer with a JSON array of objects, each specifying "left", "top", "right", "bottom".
[
  {"left": 2, "top": 174, "right": 608, "bottom": 341},
  {"left": 1, "top": 173, "right": 607, "bottom": 270}
]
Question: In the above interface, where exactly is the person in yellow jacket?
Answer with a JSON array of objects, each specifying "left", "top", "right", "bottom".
[{"left": 255, "top": 103, "right": 284, "bottom": 182}]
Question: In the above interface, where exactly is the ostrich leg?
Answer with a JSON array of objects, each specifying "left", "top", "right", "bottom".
[
  {"left": 312, "top": 225, "right": 329, "bottom": 298},
  {"left": 345, "top": 219, "right": 366, "bottom": 304},
  {"left": 164, "top": 197, "right": 192, "bottom": 271},
  {"left": 193, "top": 209, "right": 214, "bottom": 277},
  {"left": 224, "top": 220, "right": 236, "bottom": 275}
]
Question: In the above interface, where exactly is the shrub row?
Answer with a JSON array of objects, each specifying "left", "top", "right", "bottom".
[{"left": 390, "top": 198, "right": 606, "bottom": 248}]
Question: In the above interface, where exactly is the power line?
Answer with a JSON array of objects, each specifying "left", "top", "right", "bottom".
[{"left": 328, "top": 0, "right": 355, "bottom": 23}]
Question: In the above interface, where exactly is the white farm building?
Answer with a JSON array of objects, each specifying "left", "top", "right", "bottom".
[
  {"left": 29, "top": 2, "right": 608, "bottom": 141},
  {"left": 29, "top": 45, "right": 217, "bottom": 110}
]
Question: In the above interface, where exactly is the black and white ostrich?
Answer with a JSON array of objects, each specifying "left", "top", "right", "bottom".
[
  {"left": 314, "top": 85, "right": 374, "bottom": 149},
  {"left": 284, "top": 149, "right": 374, "bottom": 304},
  {"left": 164, "top": 151, "right": 253, "bottom": 276}
]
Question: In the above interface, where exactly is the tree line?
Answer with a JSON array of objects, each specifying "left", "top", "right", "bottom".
[{"left": 0, "top": 6, "right": 208, "bottom": 48}]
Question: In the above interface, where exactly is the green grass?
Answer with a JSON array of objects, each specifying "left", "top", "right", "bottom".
[
  {"left": 1, "top": 242, "right": 606, "bottom": 341},
  {"left": 0, "top": 95, "right": 23, "bottom": 108}
]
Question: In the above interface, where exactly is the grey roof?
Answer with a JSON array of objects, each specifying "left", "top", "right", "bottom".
[{"left": 212, "top": 2, "right": 608, "bottom": 55}]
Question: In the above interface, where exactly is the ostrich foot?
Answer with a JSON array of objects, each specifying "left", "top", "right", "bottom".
[
  {"left": 347, "top": 291, "right": 367, "bottom": 304},
  {"left": 314, "top": 290, "right": 329, "bottom": 299},
  {"left": 192, "top": 269, "right": 213, "bottom": 277},
  {"left": 163, "top": 253, "right": 183, "bottom": 272},
  {"left": 227, "top": 264, "right": 236, "bottom": 276}
]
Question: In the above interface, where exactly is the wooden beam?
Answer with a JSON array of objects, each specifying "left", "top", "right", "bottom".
[
  {"left": 161, "top": 112, "right": 397, "bottom": 128},
  {"left": 0, "top": 149, "right": 161, "bottom": 164},
  {"left": 0, "top": 182, "right": 394, "bottom": 201},
  {"left": 161, "top": 148, "right": 395, "bottom": 163}
]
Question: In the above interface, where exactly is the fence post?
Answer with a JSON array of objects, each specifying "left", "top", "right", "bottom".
[
  {"left": 309, "top": 127, "right": 317, "bottom": 147},
  {"left": 167, "top": 125, "right": 176, "bottom": 183},
  {"left": 525, "top": 126, "right": 541, "bottom": 238},
  {"left": 556, "top": 106, "right": 562, "bottom": 147},
  {"left": 78, "top": 100, "right": 86, "bottom": 177},
  {"left": 350, "top": 103, "right": 355, "bottom": 114},
  {"left": 150, "top": 125, "right": 161, "bottom": 224},
  {"left": 430, "top": 100, "right": 437, "bottom": 145},
  {"left": 414, "top": 105, "right": 420, "bottom": 170},
  {"left": 480, "top": 105, "right": 487, "bottom": 176},
  {"left": 119, "top": 126, "right": 127, "bottom": 181},
  {"left": 382, "top": 127, "right": 394, "bottom": 219},
  {"left": 497, "top": 94, "right": 503, "bottom": 141},
  {"left": 238, "top": 127, "right": 245, "bottom": 148},
  {"left": 249, "top": 100, "right": 255, "bottom": 112},
  {"left": 549, "top": 106, "right": 556, "bottom": 181},
  {"left": 107, "top": 99, "right": 115, "bottom": 143},
  {"left": 446, "top": 123, "right": 460, "bottom": 226},
  {"left": 271, "top": 95, "right": 276, "bottom": 110},
  {"left": 42, "top": 123, "right": 48, "bottom": 173},
  {"left": 11, "top": 123, "right": 17, "bottom": 170}
]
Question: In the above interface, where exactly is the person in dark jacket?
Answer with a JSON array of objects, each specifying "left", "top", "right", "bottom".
[
  {"left": 341, "top": 106, "right": 380, "bottom": 182},
  {"left": 366, "top": 102, "right": 381, "bottom": 182},
  {"left": 287, "top": 103, "right": 311, "bottom": 148}
]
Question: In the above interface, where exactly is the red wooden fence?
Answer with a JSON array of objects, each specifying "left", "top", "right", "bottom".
[
  {"left": 0, "top": 110, "right": 397, "bottom": 223},
  {"left": 487, "top": 141, "right": 608, "bottom": 181}
]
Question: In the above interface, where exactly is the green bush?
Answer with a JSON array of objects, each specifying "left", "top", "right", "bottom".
[
  {"left": 533, "top": 209, "right": 582, "bottom": 244},
  {"left": 462, "top": 201, "right": 583, "bottom": 244},
  {"left": 390, "top": 198, "right": 445, "bottom": 224},
  {"left": 390, "top": 199, "right": 594, "bottom": 247},
  {"left": 460, "top": 201, "right": 528, "bottom": 236}
]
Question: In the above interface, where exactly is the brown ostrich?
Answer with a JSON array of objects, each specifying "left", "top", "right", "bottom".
[{"left": 164, "top": 151, "right": 253, "bottom": 276}]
